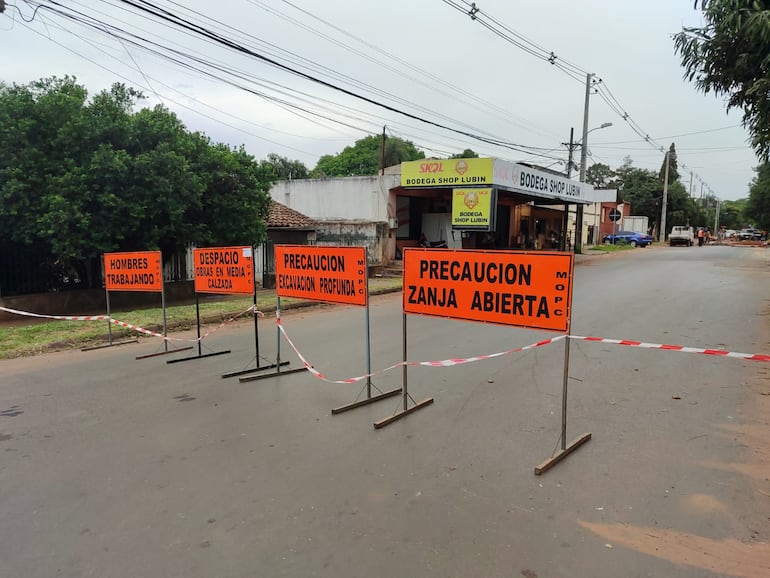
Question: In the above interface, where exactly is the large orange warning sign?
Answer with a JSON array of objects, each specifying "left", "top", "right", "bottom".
[
  {"left": 275, "top": 245, "right": 368, "bottom": 306},
  {"left": 402, "top": 248, "right": 573, "bottom": 332},
  {"left": 104, "top": 251, "right": 163, "bottom": 292},
  {"left": 194, "top": 246, "right": 254, "bottom": 295}
]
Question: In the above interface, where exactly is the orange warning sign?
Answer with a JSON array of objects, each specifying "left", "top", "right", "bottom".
[
  {"left": 104, "top": 251, "right": 163, "bottom": 292},
  {"left": 275, "top": 245, "right": 368, "bottom": 306},
  {"left": 402, "top": 248, "right": 573, "bottom": 332},
  {"left": 194, "top": 246, "right": 254, "bottom": 295}
]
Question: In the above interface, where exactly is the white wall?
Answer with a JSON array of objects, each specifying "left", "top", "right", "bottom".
[{"left": 269, "top": 175, "right": 400, "bottom": 222}]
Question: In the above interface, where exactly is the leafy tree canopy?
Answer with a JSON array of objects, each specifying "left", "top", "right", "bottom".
[
  {"left": 674, "top": 1, "right": 770, "bottom": 159},
  {"left": 312, "top": 135, "right": 424, "bottom": 177},
  {"left": 615, "top": 157, "right": 700, "bottom": 234},
  {"left": 658, "top": 143, "right": 680, "bottom": 184},
  {"left": 0, "top": 77, "right": 275, "bottom": 289},
  {"left": 747, "top": 162, "right": 770, "bottom": 230},
  {"left": 260, "top": 153, "right": 309, "bottom": 180},
  {"left": 585, "top": 163, "right": 618, "bottom": 190},
  {"left": 450, "top": 148, "right": 480, "bottom": 159}
]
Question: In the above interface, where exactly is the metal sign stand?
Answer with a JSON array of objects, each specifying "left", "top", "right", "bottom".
[
  {"left": 81, "top": 288, "right": 137, "bottom": 351},
  {"left": 534, "top": 329, "right": 591, "bottom": 475},
  {"left": 332, "top": 274, "right": 401, "bottom": 414},
  {"left": 222, "top": 282, "right": 288, "bottom": 379},
  {"left": 136, "top": 284, "right": 193, "bottom": 360},
  {"left": 167, "top": 293, "right": 230, "bottom": 364},
  {"left": 239, "top": 297, "right": 305, "bottom": 382},
  {"left": 373, "top": 313, "right": 434, "bottom": 429}
]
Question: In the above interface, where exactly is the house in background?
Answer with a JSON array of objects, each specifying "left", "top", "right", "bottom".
[
  {"left": 257, "top": 201, "right": 317, "bottom": 288},
  {"left": 268, "top": 158, "right": 616, "bottom": 269}
]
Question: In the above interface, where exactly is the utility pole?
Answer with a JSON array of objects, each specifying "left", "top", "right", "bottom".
[
  {"left": 689, "top": 171, "right": 693, "bottom": 197},
  {"left": 575, "top": 72, "right": 593, "bottom": 254},
  {"left": 561, "top": 127, "right": 575, "bottom": 251},
  {"left": 380, "top": 125, "right": 387, "bottom": 176},
  {"left": 659, "top": 151, "right": 669, "bottom": 243},
  {"left": 713, "top": 198, "right": 720, "bottom": 234}
]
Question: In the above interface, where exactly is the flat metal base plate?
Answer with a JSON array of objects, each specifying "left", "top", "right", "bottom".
[
  {"left": 373, "top": 398, "right": 434, "bottom": 429},
  {"left": 81, "top": 338, "right": 139, "bottom": 352},
  {"left": 166, "top": 350, "right": 231, "bottom": 364},
  {"left": 331, "top": 388, "right": 402, "bottom": 415},
  {"left": 222, "top": 360, "right": 290, "bottom": 379},
  {"left": 238, "top": 366, "right": 307, "bottom": 382},
  {"left": 534, "top": 432, "right": 592, "bottom": 475}
]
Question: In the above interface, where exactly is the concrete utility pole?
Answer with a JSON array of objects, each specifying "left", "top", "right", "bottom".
[
  {"left": 659, "top": 151, "right": 670, "bottom": 243},
  {"left": 575, "top": 72, "right": 593, "bottom": 254},
  {"left": 714, "top": 198, "right": 720, "bottom": 233},
  {"left": 562, "top": 127, "right": 575, "bottom": 251},
  {"left": 380, "top": 126, "right": 386, "bottom": 176}
]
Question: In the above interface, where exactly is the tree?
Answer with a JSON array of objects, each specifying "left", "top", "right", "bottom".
[
  {"left": 0, "top": 77, "right": 275, "bottom": 291},
  {"left": 658, "top": 143, "right": 680, "bottom": 184},
  {"left": 585, "top": 162, "right": 618, "bottom": 189},
  {"left": 747, "top": 162, "right": 770, "bottom": 230},
  {"left": 312, "top": 135, "right": 424, "bottom": 177},
  {"left": 450, "top": 148, "right": 479, "bottom": 159},
  {"left": 674, "top": 1, "right": 770, "bottom": 159},
  {"left": 719, "top": 198, "right": 748, "bottom": 229},
  {"left": 615, "top": 158, "right": 699, "bottom": 235},
  {"left": 260, "top": 153, "right": 309, "bottom": 180}
]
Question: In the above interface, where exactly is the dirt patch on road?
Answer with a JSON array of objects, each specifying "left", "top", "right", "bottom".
[{"left": 578, "top": 521, "right": 770, "bottom": 578}]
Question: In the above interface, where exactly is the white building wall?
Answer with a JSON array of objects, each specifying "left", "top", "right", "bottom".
[{"left": 269, "top": 175, "right": 399, "bottom": 222}]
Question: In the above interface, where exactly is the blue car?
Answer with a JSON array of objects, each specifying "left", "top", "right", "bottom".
[{"left": 602, "top": 230, "right": 654, "bottom": 247}]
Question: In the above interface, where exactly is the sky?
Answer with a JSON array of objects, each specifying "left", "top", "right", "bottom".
[{"left": 0, "top": 0, "right": 758, "bottom": 201}]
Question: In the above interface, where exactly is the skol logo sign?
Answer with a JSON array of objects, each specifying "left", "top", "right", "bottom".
[
  {"left": 463, "top": 190, "right": 479, "bottom": 209},
  {"left": 455, "top": 160, "right": 469, "bottom": 175}
]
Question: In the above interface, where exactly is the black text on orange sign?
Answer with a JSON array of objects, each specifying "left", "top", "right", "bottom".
[
  {"left": 104, "top": 251, "right": 163, "bottom": 292},
  {"left": 274, "top": 246, "right": 367, "bottom": 306},
  {"left": 402, "top": 249, "right": 573, "bottom": 332},
  {"left": 193, "top": 247, "right": 254, "bottom": 294}
]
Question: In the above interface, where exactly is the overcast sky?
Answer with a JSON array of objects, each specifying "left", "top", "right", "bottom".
[{"left": 1, "top": 1, "right": 757, "bottom": 201}]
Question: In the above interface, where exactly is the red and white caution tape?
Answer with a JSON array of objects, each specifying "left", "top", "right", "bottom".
[
  {"left": 0, "top": 305, "right": 262, "bottom": 343},
  {"left": 569, "top": 335, "right": 770, "bottom": 362},
  {"left": 276, "top": 317, "right": 565, "bottom": 384},
  {"left": 0, "top": 306, "right": 111, "bottom": 322}
]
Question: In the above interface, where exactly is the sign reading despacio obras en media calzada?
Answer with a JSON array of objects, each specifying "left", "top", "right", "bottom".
[{"left": 400, "top": 157, "right": 605, "bottom": 205}]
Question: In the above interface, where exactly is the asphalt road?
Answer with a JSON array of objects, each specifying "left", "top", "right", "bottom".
[{"left": 1, "top": 245, "right": 769, "bottom": 578}]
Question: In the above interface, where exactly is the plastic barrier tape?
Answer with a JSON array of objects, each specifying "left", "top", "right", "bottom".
[
  {"left": 569, "top": 334, "right": 770, "bottom": 362},
  {"left": 276, "top": 317, "right": 566, "bottom": 384},
  {"left": 0, "top": 305, "right": 262, "bottom": 343}
]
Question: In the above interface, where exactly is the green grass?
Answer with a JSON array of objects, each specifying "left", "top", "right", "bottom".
[
  {"left": 0, "top": 276, "right": 404, "bottom": 359},
  {"left": 590, "top": 243, "right": 640, "bottom": 252}
]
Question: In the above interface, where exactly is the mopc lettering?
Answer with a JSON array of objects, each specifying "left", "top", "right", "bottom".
[{"left": 402, "top": 249, "right": 574, "bottom": 332}]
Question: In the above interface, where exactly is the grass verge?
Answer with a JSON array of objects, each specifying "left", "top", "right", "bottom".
[{"left": 0, "top": 276, "right": 403, "bottom": 359}]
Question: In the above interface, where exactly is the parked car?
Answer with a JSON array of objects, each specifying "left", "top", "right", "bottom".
[
  {"left": 602, "top": 230, "right": 654, "bottom": 247},
  {"left": 669, "top": 226, "right": 694, "bottom": 247},
  {"left": 738, "top": 228, "right": 762, "bottom": 240}
]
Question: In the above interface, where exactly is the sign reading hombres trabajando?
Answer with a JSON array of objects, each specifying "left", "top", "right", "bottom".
[
  {"left": 194, "top": 246, "right": 254, "bottom": 295},
  {"left": 451, "top": 187, "right": 495, "bottom": 230},
  {"left": 275, "top": 245, "right": 368, "bottom": 306},
  {"left": 403, "top": 248, "right": 574, "bottom": 332},
  {"left": 104, "top": 251, "right": 163, "bottom": 292}
]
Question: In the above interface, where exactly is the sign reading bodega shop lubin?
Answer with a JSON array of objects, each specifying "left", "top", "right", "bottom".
[
  {"left": 401, "top": 158, "right": 493, "bottom": 187},
  {"left": 451, "top": 187, "right": 496, "bottom": 231}
]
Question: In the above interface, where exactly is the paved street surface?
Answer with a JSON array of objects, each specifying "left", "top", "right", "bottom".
[{"left": 1, "top": 246, "right": 769, "bottom": 577}]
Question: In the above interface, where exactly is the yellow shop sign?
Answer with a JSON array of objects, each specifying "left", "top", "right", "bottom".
[
  {"left": 401, "top": 157, "right": 494, "bottom": 187},
  {"left": 452, "top": 187, "right": 494, "bottom": 229}
]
